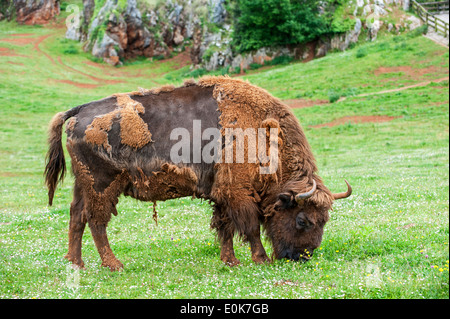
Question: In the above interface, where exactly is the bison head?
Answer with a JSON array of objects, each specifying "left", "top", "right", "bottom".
[{"left": 263, "top": 179, "right": 352, "bottom": 261}]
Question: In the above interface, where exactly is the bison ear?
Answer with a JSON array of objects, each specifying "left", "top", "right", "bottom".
[{"left": 274, "top": 192, "right": 297, "bottom": 211}]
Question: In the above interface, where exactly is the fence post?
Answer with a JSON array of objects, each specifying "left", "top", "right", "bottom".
[{"left": 411, "top": 0, "right": 450, "bottom": 37}]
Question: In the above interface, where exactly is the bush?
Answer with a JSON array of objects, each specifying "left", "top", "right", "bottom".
[
  {"left": 63, "top": 45, "right": 79, "bottom": 55},
  {"left": 249, "top": 63, "right": 263, "bottom": 70},
  {"left": 231, "top": 0, "right": 328, "bottom": 53},
  {"left": 407, "top": 25, "right": 428, "bottom": 38},
  {"left": 266, "top": 55, "right": 293, "bottom": 66},
  {"left": 328, "top": 89, "right": 341, "bottom": 103},
  {"left": 355, "top": 47, "right": 367, "bottom": 58}
]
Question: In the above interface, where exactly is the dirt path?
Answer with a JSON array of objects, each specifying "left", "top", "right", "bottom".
[
  {"left": 286, "top": 75, "right": 448, "bottom": 128},
  {"left": 1, "top": 32, "right": 127, "bottom": 88},
  {"left": 56, "top": 56, "right": 124, "bottom": 85},
  {"left": 310, "top": 115, "right": 401, "bottom": 128},
  {"left": 336, "top": 76, "right": 449, "bottom": 102}
]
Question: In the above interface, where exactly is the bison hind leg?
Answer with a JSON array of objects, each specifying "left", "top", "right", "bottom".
[
  {"left": 71, "top": 157, "right": 129, "bottom": 271},
  {"left": 84, "top": 171, "right": 129, "bottom": 271},
  {"left": 65, "top": 180, "right": 86, "bottom": 269}
]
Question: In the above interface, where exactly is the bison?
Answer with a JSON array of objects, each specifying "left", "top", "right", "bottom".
[{"left": 44, "top": 76, "right": 351, "bottom": 271}]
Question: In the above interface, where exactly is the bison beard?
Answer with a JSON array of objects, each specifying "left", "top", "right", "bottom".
[{"left": 44, "top": 76, "right": 352, "bottom": 271}]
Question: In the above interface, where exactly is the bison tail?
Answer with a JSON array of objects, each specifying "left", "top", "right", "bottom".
[{"left": 44, "top": 112, "right": 68, "bottom": 206}]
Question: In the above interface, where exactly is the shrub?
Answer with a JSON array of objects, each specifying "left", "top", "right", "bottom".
[
  {"left": 266, "top": 55, "right": 293, "bottom": 66},
  {"left": 328, "top": 89, "right": 341, "bottom": 103},
  {"left": 407, "top": 25, "right": 428, "bottom": 38},
  {"left": 63, "top": 45, "right": 79, "bottom": 55},
  {"left": 355, "top": 47, "right": 367, "bottom": 58},
  {"left": 249, "top": 63, "right": 263, "bottom": 70}
]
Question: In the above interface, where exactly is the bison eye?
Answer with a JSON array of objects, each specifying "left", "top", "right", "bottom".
[{"left": 296, "top": 212, "right": 312, "bottom": 230}]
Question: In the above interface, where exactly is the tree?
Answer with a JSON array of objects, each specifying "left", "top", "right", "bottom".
[{"left": 231, "top": 0, "right": 328, "bottom": 53}]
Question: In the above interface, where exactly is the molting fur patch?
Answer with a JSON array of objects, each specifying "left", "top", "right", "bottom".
[{"left": 84, "top": 94, "right": 152, "bottom": 151}]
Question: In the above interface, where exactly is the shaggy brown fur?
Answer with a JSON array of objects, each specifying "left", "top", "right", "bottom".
[
  {"left": 67, "top": 141, "right": 129, "bottom": 225},
  {"left": 126, "top": 163, "right": 198, "bottom": 202},
  {"left": 84, "top": 94, "right": 152, "bottom": 151},
  {"left": 196, "top": 76, "right": 332, "bottom": 264},
  {"left": 44, "top": 76, "right": 349, "bottom": 271}
]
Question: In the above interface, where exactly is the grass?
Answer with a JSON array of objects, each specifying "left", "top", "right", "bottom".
[{"left": 0, "top": 15, "right": 448, "bottom": 299}]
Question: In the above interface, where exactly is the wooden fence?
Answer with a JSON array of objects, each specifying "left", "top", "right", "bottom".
[{"left": 411, "top": 0, "right": 449, "bottom": 37}]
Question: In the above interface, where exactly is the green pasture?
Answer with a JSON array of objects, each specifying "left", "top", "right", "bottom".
[{"left": 0, "top": 18, "right": 448, "bottom": 299}]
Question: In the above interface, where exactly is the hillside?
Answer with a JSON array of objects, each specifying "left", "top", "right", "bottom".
[{"left": 1, "top": 0, "right": 428, "bottom": 70}]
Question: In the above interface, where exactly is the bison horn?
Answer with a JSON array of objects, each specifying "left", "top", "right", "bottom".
[
  {"left": 332, "top": 179, "right": 352, "bottom": 200},
  {"left": 295, "top": 179, "right": 317, "bottom": 202}
]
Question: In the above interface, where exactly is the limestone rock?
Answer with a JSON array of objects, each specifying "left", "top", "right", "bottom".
[{"left": 14, "top": 0, "right": 60, "bottom": 25}]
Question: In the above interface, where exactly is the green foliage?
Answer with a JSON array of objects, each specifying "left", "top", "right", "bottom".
[
  {"left": 355, "top": 47, "right": 367, "bottom": 58},
  {"left": 407, "top": 24, "right": 429, "bottom": 38},
  {"left": 0, "top": 0, "right": 15, "bottom": 20},
  {"left": 231, "top": 0, "right": 328, "bottom": 53},
  {"left": 327, "top": 89, "right": 341, "bottom": 103},
  {"left": 266, "top": 55, "right": 293, "bottom": 66},
  {"left": 249, "top": 63, "right": 262, "bottom": 70},
  {"left": 329, "top": 3, "right": 356, "bottom": 33},
  {"left": 63, "top": 45, "right": 79, "bottom": 55}
]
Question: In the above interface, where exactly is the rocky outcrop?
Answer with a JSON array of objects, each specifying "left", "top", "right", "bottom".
[
  {"left": 71, "top": 0, "right": 222, "bottom": 66},
  {"left": 68, "top": 0, "right": 422, "bottom": 68},
  {"left": 2, "top": 0, "right": 60, "bottom": 24},
  {"left": 193, "top": 0, "right": 423, "bottom": 71}
]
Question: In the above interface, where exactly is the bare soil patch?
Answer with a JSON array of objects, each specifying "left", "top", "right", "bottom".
[
  {"left": 6, "top": 61, "right": 25, "bottom": 66},
  {"left": 0, "top": 47, "right": 28, "bottom": 57},
  {"left": 83, "top": 60, "right": 147, "bottom": 78},
  {"left": 57, "top": 56, "right": 124, "bottom": 85},
  {"left": 283, "top": 98, "right": 329, "bottom": 108},
  {"left": 374, "top": 65, "right": 442, "bottom": 79},
  {"left": 311, "top": 115, "right": 400, "bottom": 128},
  {"left": 9, "top": 33, "right": 35, "bottom": 37},
  {"left": 0, "top": 37, "right": 37, "bottom": 45},
  {"left": 165, "top": 48, "right": 192, "bottom": 69},
  {"left": 33, "top": 34, "right": 56, "bottom": 64}
]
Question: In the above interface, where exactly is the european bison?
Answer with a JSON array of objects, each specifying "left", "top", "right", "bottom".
[{"left": 44, "top": 76, "right": 351, "bottom": 271}]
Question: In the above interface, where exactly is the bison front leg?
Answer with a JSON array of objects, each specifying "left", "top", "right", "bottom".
[
  {"left": 212, "top": 203, "right": 270, "bottom": 265},
  {"left": 65, "top": 181, "right": 86, "bottom": 269},
  {"left": 211, "top": 205, "right": 240, "bottom": 266},
  {"left": 246, "top": 226, "right": 271, "bottom": 264},
  {"left": 230, "top": 201, "right": 271, "bottom": 264},
  {"left": 219, "top": 228, "right": 241, "bottom": 267}
]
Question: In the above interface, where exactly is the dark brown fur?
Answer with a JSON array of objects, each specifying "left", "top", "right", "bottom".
[{"left": 45, "top": 76, "right": 343, "bottom": 271}]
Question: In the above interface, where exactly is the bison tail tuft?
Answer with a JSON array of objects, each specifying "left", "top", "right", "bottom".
[{"left": 44, "top": 112, "right": 67, "bottom": 206}]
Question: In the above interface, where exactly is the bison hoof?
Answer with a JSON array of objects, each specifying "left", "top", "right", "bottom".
[
  {"left": 252, "top": 255, "right": 271, "bottom": 265},
  {"left": 64, "top": 253, "right": 85, "bottom": 269},
  {"left": 222, "top": 257, "right": 241, "bottom": 267},
  {"left": 101, "top": 259, "right": 124, "bottom": 272}
]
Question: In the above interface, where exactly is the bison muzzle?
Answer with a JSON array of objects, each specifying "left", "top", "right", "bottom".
[{"left": 44, "top": 76, "right": 352, "bottom": 271}]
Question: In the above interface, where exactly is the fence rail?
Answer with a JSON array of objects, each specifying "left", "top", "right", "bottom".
[
  {"left": 419, "top": 1, "right": 450, "bottom": 13},
  {"left": 411, "top": 0, "right": 449, "bottom": 37}
]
